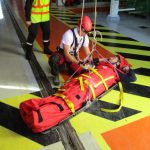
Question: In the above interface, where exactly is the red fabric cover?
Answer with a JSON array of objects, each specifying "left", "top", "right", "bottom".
[
  {"left": 70, "top": 62, "right": 83, "bottom": 74},
  {"left": 118, "top": 54, "right": 132, "bottom": 70},
  {"left": 19, "top": 62, "right": 119, "bottom": 133}
]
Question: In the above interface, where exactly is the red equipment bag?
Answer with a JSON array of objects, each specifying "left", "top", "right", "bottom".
[{"left": 19, "top": 62, "right": 119, "bottom": 133}]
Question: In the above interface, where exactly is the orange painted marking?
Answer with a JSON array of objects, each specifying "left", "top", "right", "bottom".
[{"left": 102, "top": 116, "right": 150, "bottom": 150}]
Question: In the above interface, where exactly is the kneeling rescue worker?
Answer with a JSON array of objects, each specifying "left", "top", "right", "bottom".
[{"left": 49, "top": 16, "right": 93, "bottom": 85}]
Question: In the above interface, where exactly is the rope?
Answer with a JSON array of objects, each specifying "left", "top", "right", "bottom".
[{"left": 79, "top": 0, "right": 85, "bottom": 36}]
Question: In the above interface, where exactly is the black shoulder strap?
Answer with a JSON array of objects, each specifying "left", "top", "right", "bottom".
[
  {"left": 71, "top": 28, "right": 77, "bottom": 48},
  {"left": 71, "top": 28, "right": 85, "bottom": 59}
]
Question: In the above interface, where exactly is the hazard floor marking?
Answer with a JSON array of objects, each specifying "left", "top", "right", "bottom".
[
  {"left": 50, "top": 6, "right": 150, "bottom": 149},
  {"left": 0, "top": 92, "right": 60, "bottom": 149},
  {"left": 3, "top": 3, "right": 150, "bottom": 149},
  {"left": 0, "top": 126, "right": 42, "bottom": 150},
  {"left": 0, "top": 93, "right": 43, "bottom": 150}
]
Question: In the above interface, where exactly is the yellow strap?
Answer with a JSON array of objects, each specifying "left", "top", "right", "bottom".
[
  {"left": 101, "top": 82, "right": 124, "bottom": 113},
  {"left": 95, "top": 76, "right": 114, "bottom": 88},
  {"left": 91, "top": 68, "right": 108, "bottom": 90},
  {"left": 54, "top": 93, "right": 75, "bottom": 113},
  {"left": 58, "top": 88, "right": 66, "bottom": 92},
  {"left": 84, "top": 80, "right": 96, "bottom": 99},
  {"left": 79, "top": 77, "right": 84, "bottom": 91},
  {"left": 81, "top": 74, "right": 91, "bottom": 78}
]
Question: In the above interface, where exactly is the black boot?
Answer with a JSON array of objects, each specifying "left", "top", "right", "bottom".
[
  {"left": 43, "top": 41, "right": 53, "bottom": 55},
  {"left": 25, "top": 43, "right": 33, "bottom": 60},
  {"left": 53, "top": 75, "right": 60, "bottom": 86}
]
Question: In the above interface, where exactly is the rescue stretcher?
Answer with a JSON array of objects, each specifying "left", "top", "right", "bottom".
[{"left": 19, "top": 62, "right": 123, "bottom": 133}]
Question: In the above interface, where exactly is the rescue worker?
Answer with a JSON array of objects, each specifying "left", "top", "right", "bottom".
[
  {"left": 49, "top": 16, "right": 93, "bottom": 85},
  {"left": 98, "top": 54, "right": 137, "bottom": 83},
  {"left": 25, "top": 0, "right": 52, "bottom": 60}
]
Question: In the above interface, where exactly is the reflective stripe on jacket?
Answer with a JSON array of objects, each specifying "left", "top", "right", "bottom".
[{"left": 31, "top": 0, "right": 50, "bottom": 23}]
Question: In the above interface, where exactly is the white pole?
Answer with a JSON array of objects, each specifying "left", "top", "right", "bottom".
[
  {"left": 107, "top": 0, "right": 120, "bottom": 22},
  {"left": 56, "top": 0, "right": 64, "bottom": 6}
]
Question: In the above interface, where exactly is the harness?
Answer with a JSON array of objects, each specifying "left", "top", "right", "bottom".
[{"left": 70, "top": 28, "right": 85, "bottom": 60}]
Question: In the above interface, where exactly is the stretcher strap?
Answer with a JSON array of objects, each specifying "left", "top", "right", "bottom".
[
  {"left": 79, "top": 77, "right": 84, "bottom": 91},
  {"left": 58, "top": 88, "right": 65, "bottom": 92},
  {"left": 84, "top": 80, "right": 96, "bottom": 99},
  {"left": 54, "top": 93, "right": 75, "bottom": 113},
  {"left": 95, "top": 76, "right": 114, "bottom": 88},
  {"left": 91, "top": 68, "right": 108, "bottom": 90},
  {"left": 101, "top": 82, "right": 124, "bottom": 113},
  {"left": 81, "top": 74, "right": 91, "bottom": 78}
]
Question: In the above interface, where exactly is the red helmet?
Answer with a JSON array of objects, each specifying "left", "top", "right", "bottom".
[{"left": 78, "top": 16, "right": 92, "bottom": 32}]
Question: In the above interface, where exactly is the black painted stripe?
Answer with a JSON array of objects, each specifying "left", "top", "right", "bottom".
[
  {"left": 68, "top": 22, "right": 118, "bottom": 33},
  {"left": 51, "top": 11, "right": 75, "bottom": 15},
  {"left": 116, "top": 83, "right": 150, "bottom": 98},
  {"left": 99, "top": 41, "right": 150, "bottom": 51},
  {"left": 32, "top": 91, "right": 42, "bottom": 97},
  {"left": 0, "top": 102, "right": 59, "bottom": 146},
  {"left": 58, "top": 17, "right": 79, "bottom": 21},
  {"left": 94, "top": 24, "right": 103, "bottom": 28},
  {"left": 134, "top": 68, "right": 150, "bottom": 76},
  {"left": 86, "top": 100, "right": 140, "bottom": 121},
  {"left": 90, "top": 34, "right": 137, "bottom": 41},
  {"left": 93, "top": 29, "right": 118, "bottom": 33},
  {"left": 118, "top": 52, "right": 150, "bottom": 61},
  {"left": 53, "top": 14, "right": 78, "bottom": 18}
]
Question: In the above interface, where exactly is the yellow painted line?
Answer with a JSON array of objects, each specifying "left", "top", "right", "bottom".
[
  {"left": 100, "top": 32, "right": 126, "bottom": 37},
  {"left": 96, "top": 26, "right": 115, "bottom": 30},
  {"left": 126, "top": 59, "right": 150, "bottom": 69},
  {"left": 104, "top": 46, "right": 150, "bottom": 56},
  {"left": 134, "top": 75, "right": 150, "bottom": 86},
  {"left": 101, "top": 90, "right": 150, "bottom": 111},
  {"left": 0, "top": 126, "right": 42, "bottom": 150},
  {"left": 99, "top": 38, "right": 147, "bottom": 46},
  {"left": 52, "top": 13, "right": 79, "bottom": 17},
  {"left": 0, "top": 94, "right": 40, "bottom": 108},
  {"left": 52, "top": 15, "right": 73, "bottom": 28},
  {"left": 51, "top": 10, "right": 72, "bottom": 14}
]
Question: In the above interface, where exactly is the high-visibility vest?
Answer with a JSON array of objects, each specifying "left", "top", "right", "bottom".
[{"left": 31, "top": 0, "right": 50, "bottom": 23}]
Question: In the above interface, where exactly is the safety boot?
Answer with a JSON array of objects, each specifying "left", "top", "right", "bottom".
[
  {"left": 43, "top": 41, "right": 53, "bottom": 55},
  {"left": 53, "top": 75, "right": 60, "bottom": 86}
]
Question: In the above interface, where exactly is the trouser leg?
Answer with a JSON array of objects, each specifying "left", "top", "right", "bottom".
[
  {"left": 25, "top": 23, "right": 38, "bottom": 60},
  {"left": 25, "top": 42, "right": 33, "bottom": 60},
  {"left": 48, "top": 53, "right": 60, "bottom": 85},
  {"left": 41, "top": 21, "right": 52, "bottom": 54},
  {"left": 49, "top": 53, "right": 60, "bottom": 75}
]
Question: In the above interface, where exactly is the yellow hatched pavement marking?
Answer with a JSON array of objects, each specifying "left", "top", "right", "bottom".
[
  {"left": 134, "top": 74, "right": 150, "bottom": 86},
  {"left": 100, "top": 32, "right": 126, "bottom": 36},
  {"left": 0, "top": 126, "right": 43, "bottom": 150},
  {"left": 0, "top": 94, "right": 40, "bottom": 108},
  {"left": 71, "top": 89, "right": 150, "bottom": 149},
  {"left": 127, "top": 59, "right": 150, "bottom": 69},
  {"left": 104, "top": 46, "right": 150, "bottom": 56},
  {"left": 99, "top": 38, "right": 146, "bottom": 46}
]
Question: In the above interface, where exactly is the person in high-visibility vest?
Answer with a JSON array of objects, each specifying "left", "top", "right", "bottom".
[{"left": 25, "top": 0, "right": 52, "bottom": 60}]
